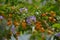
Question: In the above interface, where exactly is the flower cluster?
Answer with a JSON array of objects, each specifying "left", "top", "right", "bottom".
[{"left": 26, "top": 16, "right": 36, "bottom": 25}]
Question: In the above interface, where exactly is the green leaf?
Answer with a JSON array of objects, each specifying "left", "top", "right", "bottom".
[{"left": 52, "top": 23, "right": 60, "bottom": 28}]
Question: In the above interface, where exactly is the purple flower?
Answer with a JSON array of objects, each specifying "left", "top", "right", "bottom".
[
  {"left": 55, "top": 32, "right": 60, "bottom": 37},
  {"left": 0, "top": 16, "right": 4, "bottom": 19},
  {"left": 11, "top": 25, "right": 16, "bottom": 34},
  {"left": 30, "top": 16, "right": 36, "bottom": 22},
  {"left": 26, "top": 18, "right": 31, "bottom": 24},
  {"left": 19, "top": 7, "right": 28, "bottom": 13},
  {"left": 26, "top": 16, "right": 36, "bottom": 25},
  {"left": 19, "top": 8, "right": 23, "bottom": 12}
]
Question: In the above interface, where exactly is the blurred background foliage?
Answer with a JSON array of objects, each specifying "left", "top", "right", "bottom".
[{"left": 0, "top": 0, "right": 60, "bottom": 40}]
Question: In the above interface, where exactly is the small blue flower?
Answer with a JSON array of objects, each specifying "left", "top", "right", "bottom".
[
  {"left": 26, "top": 18, "right": 31, "bottom": 24},
  {"left": 29, "top": 16, "right": 36, "bottom": 22},
  {"left": 26, "top": 16, "right": 36, "bottom": 25},
  {"left": 55, "top": 32, "right": 60, "bottom": 37},
  {"left": 19, "top": 7, "right": 28, "bottom": 13},
  {"left": 0, "top": 16, "right": 4, "bottom": 19},
  {"left": 19, "top": 8, "right": 23, "bottom": 13},
  {"left": 11, "top": 25, "right": 16, "bottom": 34}
]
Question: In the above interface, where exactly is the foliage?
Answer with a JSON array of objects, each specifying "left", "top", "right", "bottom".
[{"left": 0, "top": 0, "right": 60, "bottom": 40}]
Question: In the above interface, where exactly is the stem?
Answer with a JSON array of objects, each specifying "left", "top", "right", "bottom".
[{"left": 43, "top": 20, "right": 50, "bottom": 28}]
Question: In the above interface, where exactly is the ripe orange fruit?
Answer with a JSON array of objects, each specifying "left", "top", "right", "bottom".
[
  {"left": 49, "top": 17, "right": 53, "bottom": 20},
  {"left": 48, "top": 17, "right": 53, "bottom": 21},
  {"left": 52, "top": 18, "right": 56, "bottom": 23},
  {"left": 35, "top": 21, "right": 42, "bottom": 30},
  {"left": 16, "top": 32, "right": 20, "bottom": 36},
  {"left": 14, "top": 21, "right": 20, "bottom": 26},
  {"left": 7, "top": 19, "right": 12, "bottom": 26},
  {"left": 48, "top": 16, "right": 56, "bottom": 23},
  {"left": 35, "top": 26, "right": 40, "bottom": 30},
  {"left": 41, "top": 13, "right": 46, "bottom": 16},
  {"left": 50, "top": 11, "right": 56, "bottom": 17},
  {"left": 9, "top": 13, "right": 12, "bottom": 18},
  {"left": 40, "top": 27, "right": 45, "bottom": 32},
  {"left": 22, "top": 20, "right": 26, "bottom": 29},
  {"left": 48, "top": 30, "right": 53, "bottom": 34}
]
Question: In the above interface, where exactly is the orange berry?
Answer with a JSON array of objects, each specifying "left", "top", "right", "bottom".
[
  {"left": 22, "top": 21, "right": 27, "bottom": 29},
  {"left": 40, "top": 27, "right": 45, "bottom": 32},
  {"left": 35, "top": 21, "right": 42, "bottom": 30},
  {"left": 50, "top": 11, "right": 56, "bottom": 17},
  {"left": 52, "top": 18, "right": 56, "bottom": 23},
  {"left": 14, "top": 21, "right": 20, "bottom": 26},
  {"left": 53, "top": 19, "right": 56, "bottom": 21},
  {"left": 41, "top": 13, "right": 46, "bottom": 16},
  {"left": 7, "top": 20, "right": 12, "bottom": 26},
  {"left": 48, "top": 17, "right": 53, "bottom": 21},
  {"left": 9, "top": 13, "right": 12, "bottom": 17},
  {"left": 16, "top": 32, "right": 20, "bottom": 36},
  {"left": 48, "top": 30, "right": 53, "bottom": 34}
]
